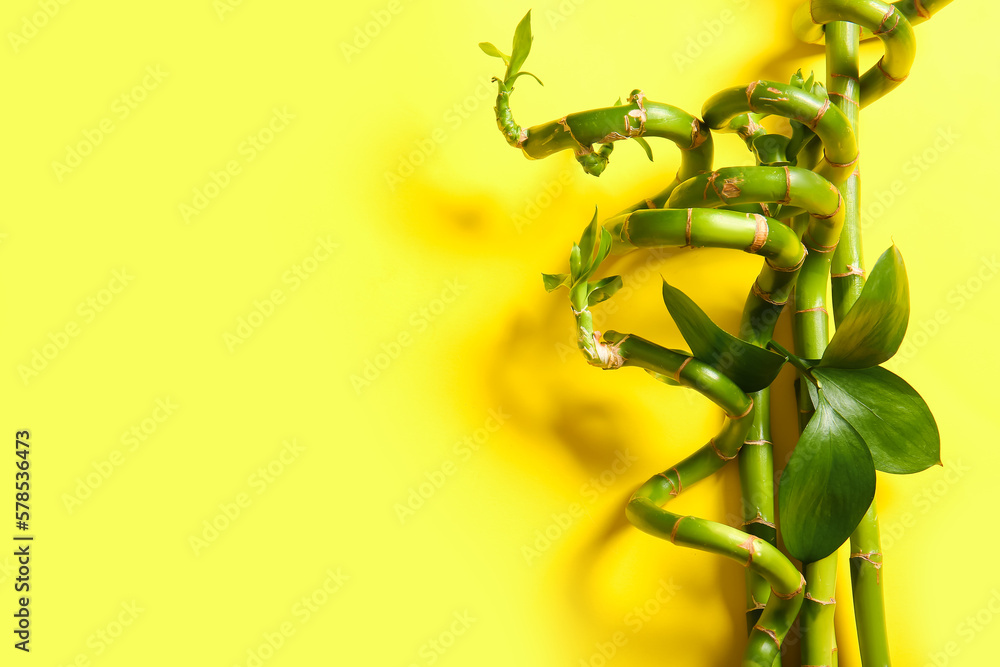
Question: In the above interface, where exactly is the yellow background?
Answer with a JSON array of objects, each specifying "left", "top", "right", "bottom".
[{"left": 2, "top": 0, "right": 997, "bottom": 665}]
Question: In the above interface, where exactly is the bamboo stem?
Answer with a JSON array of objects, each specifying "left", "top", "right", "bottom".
[
  {"left": 607, "top": 333, "right": 805, "bottom": 667},
  {"left": 825, "top": 13, "right": 893, "bottom": 667},
  {"left": 850, "top": 500, "right": 891, "bottom": 665},
  {"left": 802, "top": 555, "right": 838, "bottom": 665}
]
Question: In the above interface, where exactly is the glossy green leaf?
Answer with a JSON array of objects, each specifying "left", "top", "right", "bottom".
[
  {"left": 577, "top": 208, "right": 600, "bottom": 275},
  {"left": 592, "top": 227, "right": 613, "bottom": 273},
  {"left": 661, "top": 281, "right": 786, "bottom": 393},
  {"left": 506, "top": 71, "right": 544, "bottom": 87},
  {"left": 632, "top": 136, "right": 654, "bottom": 161},
  {"left": 479, "top": 42, "right": 510, "bottom": 65},
  {"left": 779, "top": 399, "right": 876, "bottom": 563},
  {"left": 569, "top": 244, "right": 582, "bottom": 279},
  {"left": 587, "top": 275, "right": 623, "bottom": 306},
  {"left": 508, "top": 11, "right": 533, "bottom": 77},
  {"left": 814, "top": 366, "right": 940, "bottom": 474},
  {"left": 821, "top": 246, "right": 909, "bottom": 369},
  {"left": 542, "top": 273, "right": 570, "bottom": 292}
]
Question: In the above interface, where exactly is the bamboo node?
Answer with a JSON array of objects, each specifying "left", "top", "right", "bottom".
[
  {"left": 873, "top": 8, "right": 900, "bottom": 35},
  {"left": 824, "top": 152, "right": 860, "bottom": 169},
  {"left": 710, "top": 437, "right": 737, "bottom": 462},
  {"left": 593, "top": 331, "right": 627, "bottom": 370},
  {"left": 807, "top": 98, "right": 830, "bottom": 130},
  {"left": 751, "top": 279, "right": 786, "bottom": 305},
  {"left": 730, "top": 397, "right": 754, "bottom": 420},
  {"left": 739, "top": 535, "right": 761, "bottom": 567},
  {"left": 753, "top": 624, "right": 781, "bottom": 648},
  {"left": 804, "top": 593, "right": 836, "bottom": 605},
  {"left": 832, "top": 264, "right": 865, "bottom": 278},
  {"left": 745, "top": 80, "right": 762, "bottom": 110},
  {"left": 674, "top": 356, "right": 693, "bottom": 384},
  {"left": 828, "top": 91, "right": 859, "bottom": 107},
  {"left": 746, "top": 214, "right": 769, "bottom": 254},
  {"left": 669, "top": 514, "right": 689, "bottom": 543},
  {"left": 876, "top": 56, "right": 908, "bottom": 82}
]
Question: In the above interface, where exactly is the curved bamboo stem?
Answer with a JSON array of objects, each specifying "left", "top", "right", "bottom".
[
  {"left": 493, "top": 86, "right": 713, "bottom": 189},
  {"left": 792, "top": 0, "right": 916, "bottom": 108},
  {"left": 606, "top": 332, "right": 805, "bottom": 667}
]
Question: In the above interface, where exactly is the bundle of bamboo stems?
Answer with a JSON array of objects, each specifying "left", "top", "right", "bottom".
[{"left": 483, "top": 1, "right": 953, "bottom": 664}]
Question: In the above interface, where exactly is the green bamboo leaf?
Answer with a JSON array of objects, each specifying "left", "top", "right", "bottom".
[
  {"left": 569, "top": 244, "right": 582, "bottom": 280},
  {"left": 587, "top": 275, "right": 623, "bottom": 306},
  {"left": 541, "top": 273, "right": 571, "bottom": 292},
  {"left": 593, "top": 227, "right": 613, "bottom": 270},
  {"left": 479, "top": 42, "right": 510, "bottom": 65},
  {"left": 577, "top": 208, "right": 600, "bottom": 275},
  {"left": 632, "top": 136, "right": 654, "bottom": 161},
  {"left": 506, "top": 70, "right": 544, "bottom": 87},
  {"left": 814, "top": 366, "right": 940, "bottom": 474},
  {"left": 661, "top": 281, "right": 786, "bottom": 393},
  {"left": 778, "top": 399, "right": 876, "bottom": 563},
  {"left": 508, "top": 11, "right": 533, "bottom": 77},
  {"left": 820, "top": 246, "right": 909, "bottom": 369}
]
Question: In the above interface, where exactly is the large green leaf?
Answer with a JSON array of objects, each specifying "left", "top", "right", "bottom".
[
  {"left": 508, "top": 11, "right": 533, "bottom": 78},
  {"left": 820, "top": 246, "right": 909, "bottom": 369},
  {"left": 814, "top": 366, "right": 940, "bottom": 474},
  {"left": 779, "top": 399, "right": 876, "bottom": 563},
  {"left": 661, "top": 281, "right": 785, "bottom": 393}
]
